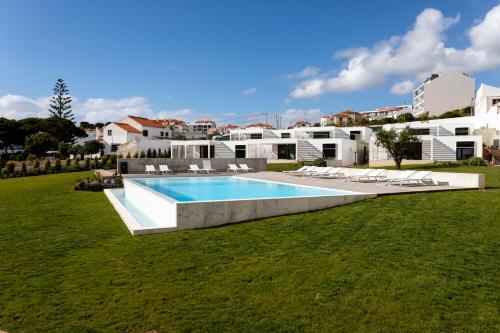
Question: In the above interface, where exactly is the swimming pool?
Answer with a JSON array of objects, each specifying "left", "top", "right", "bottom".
[
  {"left": 104, "top": 176, "right": 376, "bottom": 235},
  {"left": 134, "top": 176, "right": 352, "bottom": 202}
]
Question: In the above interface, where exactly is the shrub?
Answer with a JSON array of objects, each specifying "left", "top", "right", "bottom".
[
  {"left": 27, "top": 154, "right": 38, "bottom": 161},
  {"left": 110, "top": 155, "right": 117, "bottom": 164},
  {"left": 104, "top": 160, "right": 113, "bottom": 170},
  {"left": 21, "top": 162, "right": 27, "bottom": 174},
  {"left": 32, "top": 167, "right": 40, "bottom": 176},
  {"left": 6, "top": 161, "right": 16, "bottom": 174},
  {"left": 90, "top": 159, "right": 97, "bottom": 169},
  {"left": 126, "top": 152, "right": 131, "bottom": 158},
  {"left": 84, "top": 158, "right": 91, "bottom": 170},
  {"left": 34, "top": 159, "right": 40, "bottom": 168},
  {"left": 146, "top": 148, "right": 152, "bottom": 158},
  {"left": 304, "top": 157, "right": 327, "bottom": 167},
  {"left": 140, "top": 151, "right": 146, "bottom": 158},
  {"left": 152, "top": 149, "right": 157, "bottom": 158},
  {"left": 65, "top": 158, "right": 71, "bottom": 168},
  {"left": 44, "top": 160, "right": 51, "bottom": 173},
  {"left": 101, "top": 156, "right": 109, "bottom": 165},
  {"left": 54, "top": 159, "right": 62, "bottom": 172},
  {"left": 157, "top": 148, "right": 163, "bottom": 158},
  {"left": 74, "top": 176, "right": 103, "bottom": 192},
  {"left": 463, "top": 157, "right": 487, "bottom": 166},
  {"left": 133, "top": 152, "right": 139, "bottom": 158},
  {"left": 117, "top": 154, "right": 123, "bottom": 158}
]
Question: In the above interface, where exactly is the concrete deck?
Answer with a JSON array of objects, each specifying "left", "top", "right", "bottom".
[
  {"left": 237, "top": 172, "right": 474, "bottom": 195},
  {"left": 122, "top": 171, "right": 477, "bottom": 196}
]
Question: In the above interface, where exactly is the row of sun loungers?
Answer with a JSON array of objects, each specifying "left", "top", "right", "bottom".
[
  {"left": 283, "top": 166, "right": 435, "bottom": 186},
  {"left": 145, "top": 161, "right": 255, "bottom": 175}
]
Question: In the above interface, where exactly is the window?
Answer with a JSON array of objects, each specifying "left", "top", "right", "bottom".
[
  {"left": 281, "top": 133, "right": 291, "bottom": 138},
  {"left": 277, "top": 144, "right": 296, "bottom": 160},
  {"left": 313, "top": 131, "right": 330, "bottom": 139},
  {"left": 455, "top": 127, "right": 469, "bottom": 136},
  {"left": 235, "top": 145, "right": 246, "bottom": 158},
  {"left": 111, "top": 144, "right": 118, "bottom": 152},
  {"left": 143, "top": 130, "right": 148, "bottom": 137},
  {"left": 403, "top": 142, "right": 422, "bottom": 160},
  {"left": 250, "top": 133, "right": 263, "bottom": 139},
  {"left": 456, "top": 141, "right": 475, "bottom": 160},
  {"left": 493, "top": 98, "right": 500, "bottom": 105},
  {"left": 322, "top": 144, "right": 336, "bottom": 159},
  {"left": 350, "top": 130, "right": 361, "bottom": 140},
  {"left": 160, "top": 131, "right": 164, "bottom": 137},
  {"left": 107, "top": 130, "right": 112, "bottom": 136},
  {"left": 165, "top": 132, "right": 169, "bottom": 137},
  {"left": 199, "top": 145, "right": 215, "bottom": 158},
  {"left": 414, "top": 128, "right": 430, "bottom": 135}
]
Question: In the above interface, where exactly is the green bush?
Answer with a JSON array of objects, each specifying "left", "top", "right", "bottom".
[
  {"left": 44, "top": 160, "right": 51, "bottom": 173},
  {"left": 54, "top": 159, "right": 62, "bottom": 172},
  {"left": 104, "top": 160, "right": 113, "bottom": 170},
  {"left": 6, "top": 161, "right": 16, "bottom": 174},
  {"left": 21, "top": 162, "right": 27, "bottom": 174},
  {"left": 140, "top": 151, "right": 146, "bottom": 158},
  {"left": 84, "top": 158, "right": 90, "bottom": 170},
  {"left": 65, "top": 158, "right": 71, "bottom": 168},
  {"left": 463, "top": 157, "right": 487, "bottom": 166},
  {"left": 146, "top": 148, "right": 152, "bottom": 158},
  {"left": 304, "top": 157, "right": 327, "bottom": 167},
  {"left": 110, "top": 155, "right": 117, "bottom": 164},
  {"left": 34, "top": 160, "right": 40, "bottom": 168},
  {"left": 125, "top": 152, "right": 131, "bottom": 158},
  {"left": 152, "top": 149, "right": 157, "bottom": 158},
  {"left": 133, "top": 152, "right": 139, "bottom": 158}
]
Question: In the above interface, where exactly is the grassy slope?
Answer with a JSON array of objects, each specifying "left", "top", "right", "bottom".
[{"left": 0, "top": 170, "right": 499, "bottom": 332}]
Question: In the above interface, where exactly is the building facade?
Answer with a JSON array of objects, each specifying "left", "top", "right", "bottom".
[
  {"left": 320, "top": 109, "right": 364, "bottom": 126},
  {"left": 413, "top": 71, "right": 475, "bottom": 117}
]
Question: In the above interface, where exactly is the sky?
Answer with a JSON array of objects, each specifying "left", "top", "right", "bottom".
[{"left": 1, "top": 0, "right": 500, "bottom": 127}]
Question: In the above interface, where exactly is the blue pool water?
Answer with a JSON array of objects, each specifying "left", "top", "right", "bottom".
[{"left": 133, "top": 176, "right": 353, "bottom": 202}]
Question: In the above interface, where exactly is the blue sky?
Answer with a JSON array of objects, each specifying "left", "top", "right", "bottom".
[{"left": 1, "top": 0, "right": 500, "bottom": 126}]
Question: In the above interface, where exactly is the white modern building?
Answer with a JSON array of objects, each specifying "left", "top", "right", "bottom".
[
  {"left": 169, "top": 126, "right": 373, "bottom": 166},
  {"left": 360, "top": 105, "right": 413, "bottom": 121},
  {"left": 413, "top": 71, "right": 475, "bottom": 117},
  {"left": 369, "top": 118, "right": 483, "bottom": 166}
]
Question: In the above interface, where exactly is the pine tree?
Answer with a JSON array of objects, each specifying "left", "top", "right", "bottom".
[{"left": 49, "top": 79, "right": 74, "bottom": 120}]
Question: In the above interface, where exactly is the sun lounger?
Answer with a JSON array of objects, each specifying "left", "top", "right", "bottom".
[
  {"left": 239, "top": 164, "right": 255, "bottom": 172},
  {"left": 347, "top": 169, "right": 387, "bottom": 183},
  {"left": 158, "top": 164, "right": 173, "bottom": 175},
  {"left": 385, "top": 170, "right": 417, "bottom": 186},
  {"left": 305, "top": 167, "right": 330, "bottom": 176},
  {"left": 145, "top": 164, "right": 157, "bottom": 175},
  {"left": 227, "top": 164, "right": 243, "bottom": 173},
  {"left": 312, "top": 167, "right": 342, "bottom": 178},
  {"left": 400, "top": 171, "right": 434, "bottom": 186},
  {"left": 343, "top": 169, "right": 375, "bottom": 182},
  {"left": 202, "top": 160, "right": 216, "bottom": 173},
  {"left": 188, "top": 164, "right": 203, "bottom": 174},
  {"left": 283, "top": 166, "right": 309, "bottom": 175},
  {"left": 316, "top": 167, "right": 345, "bottom": 179},
  {"left": 291, "top": 166, "right": 318, "bottom": 176}
]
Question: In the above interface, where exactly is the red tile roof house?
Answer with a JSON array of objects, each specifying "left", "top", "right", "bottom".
[{"left": 320, "top": 109, "right": 364, "bottom": 126}]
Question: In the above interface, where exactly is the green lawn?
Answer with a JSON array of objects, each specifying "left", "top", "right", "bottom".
[{"left": 0, "top": 169, "right": 499, "bottom": 332}]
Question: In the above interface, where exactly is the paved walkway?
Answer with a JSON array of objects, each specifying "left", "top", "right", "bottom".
[{"left": 122, "top": 171, "right": 472, "bottom": 196}]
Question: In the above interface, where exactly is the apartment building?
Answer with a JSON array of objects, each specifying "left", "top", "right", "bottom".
[
  {"left": 369, "top": 118, "right": 483, "bottom": 166},
  {"left": 413, "top": 71, "right": 475, "bottom": 117},
  {"left": 360, "top": 105, "right": 413, "bottom": 121}
]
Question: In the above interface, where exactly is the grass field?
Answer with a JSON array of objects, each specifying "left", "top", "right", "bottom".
[{"left": 0, "top": 168, "right": 499, "bottom": 332}]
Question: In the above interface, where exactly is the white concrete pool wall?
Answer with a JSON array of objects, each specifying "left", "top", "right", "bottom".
[{"left": 107, "top": 177, "right": 376, "bottom": 235}]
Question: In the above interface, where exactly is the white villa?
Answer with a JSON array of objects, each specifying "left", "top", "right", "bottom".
[{"left": 369, "top": 118, "right": 483, "bottom": 166}]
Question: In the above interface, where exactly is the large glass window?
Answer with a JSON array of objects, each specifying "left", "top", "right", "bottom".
[
  {"left": 414, "top": 128, "right": 430, "bottom": 135},
  {"left": 313, "top": 131, "right": 330, "bottom": 139},
  {"left": 350, "top": 130, "right": 361, "bottom": 140},
  {"left": 199, "top": 145, "right": 215, "bottom": 158},
  {"left": 250, "top": 133, "right": 263, "bottom": 139},
  {"left": 277, "top": 144, "right": 296, "bottom": 160},
  {"left": 281, "top": 133, "right": 291, "bottom": 138},
  {"left": 322, "top": 144, "right": 336, "bottom": 159},
  {"left": 456, "top": 141, "right": 475, "bottom": 160},
  {"left": 235, "top": 145, "right": 246, "bottom": 158},
  {"left": 455, "top": 127, "right": 469, "bottom": 135},
  {"left": 403, "top": 142, "right": 422, "bottom": 160}
]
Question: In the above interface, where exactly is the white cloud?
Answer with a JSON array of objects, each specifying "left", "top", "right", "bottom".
[
  {"left": 0, "top": 94, "right": 201, "bottom": 124},
  {"left": 390, "top": 80, "right": 416, "bottom": 95},
  {"left": 291, "top": 5, "right": 500, "bottom": 98},
  {"left": 241, "top": 87, "right": 257, "bottom": 95},
  {"left": 286, "top": 66, "right": 320, "bottom": 79},
  {"left": 280, "top": 108, "right": 321, "bottom": 126}
]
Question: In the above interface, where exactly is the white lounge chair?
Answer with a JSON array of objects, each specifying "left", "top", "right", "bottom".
[
  {"left": 347, "top": 169, "right": 387, "bottom": 183},
  {"left": 227, "top": 164, "right": 243, "bottom": 173},
  {"left": 305, "top": 167, "right": 330, "bottom": 176},
  {"left": 386, "top": 170, "right": 417, "bottom": 186},
  {"left": 159, "top": 164, "right": 173, "bottom": 175},
  {"left": 316, "top": 167, "right": 345, "bottom": 179},
  {"left": 312, "top": 167, "right": 341, "bottom": 178},
  {"left": 145, "top": 164, "right": 158, "bottom": 175},
  {"left": 239, "top": 164, "right": 254, "bottom": 172},
  {"left": 343, "top": 169, "right": 375, "bottom": 182},
  {"left": 401, "top": 171, "right": 434, "bottom": 186},
  {"left": 283, "top": 166, "right": 308, "bottom": 175},
  {"left": 202, "top": 160, "right": 216, "bottom": 173},
  {"left": 291, "top": 166, "right": 318, "bottom": 176},
  {"left": 188, "top": 164, "right": 202, "bottom": 174}
]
